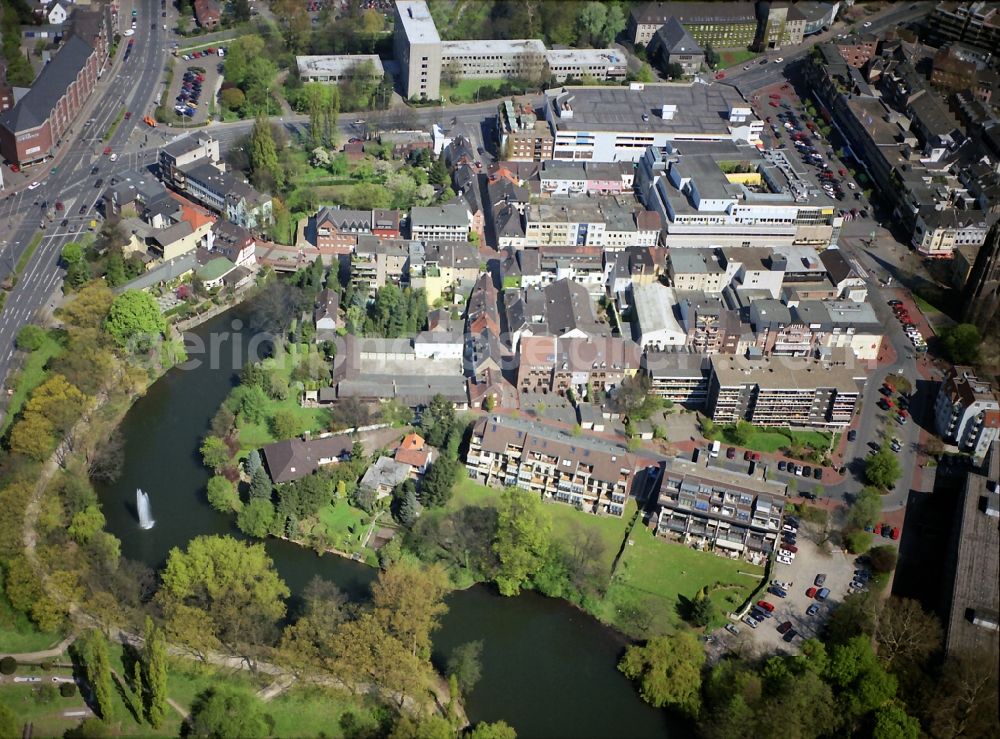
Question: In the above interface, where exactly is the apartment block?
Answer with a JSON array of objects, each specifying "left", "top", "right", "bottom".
[
  {"left": 466, "top": 414, "right": 636, "bottom": 516},
  {"left": 707, "top": 352, "right": 864, "bottom": 428},
  {"left": 835, "top": 33, "right": 878, "bottom": 68},
  {"left": 350, "top": 237, "right": 411, "bottom": 295},
  {"left": 524, "top": 199, "right": 661, "bottom": 249},
  {"left": 498, "top": 98, "right": 554, "bottom": 162},
  {"left": 641, "top": 352, "right": 711, "bottom": 408},
  {"left": 408, "top": 240, "right": 480, "bottom": 305},
  {"left": 934, "top": 366, "right": 1000, "bottom": 462},
  {"left": 315, "top": 207, "right": 374, "bottom": 252},
  {"left": 516, "top": 336, "right": 641, "bottom": 397},
  {"left": 923, "top": 1, "right": 1000, "bottom": 53},
  {"left": 538, "top": 161, "right": 635, "bottom": 197},
  {"left": 654, "top": 456, "right": 787, "bottom": 559},
  {"left": 409, "top": 204, "right": 471, "bottom": 242},
  {"left": 158, "top": 135, "right": 221, "bottom": 190}
]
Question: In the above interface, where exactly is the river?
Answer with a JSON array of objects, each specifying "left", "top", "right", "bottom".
[{"left": 95, "top": 306, "right": 677, "bottom": 738}]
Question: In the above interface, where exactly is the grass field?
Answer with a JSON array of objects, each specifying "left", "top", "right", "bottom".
[
  {"left": 1, "top": 329, "right": 64, "bottom": 435},
  {"left": 711, "top": 425, "right": 837, "bottom": 455},
  {"left": 442, "top": 78, "right": 507, "bottom": 103},
  {"left": 314, "top": 502, "right": 371, "bottom": 555},
  {"left": 718, "top": 49, "right": 759, "bottom": 69},
  {"left": 450, "top": 479, "right": 762, "bottom": 636}
]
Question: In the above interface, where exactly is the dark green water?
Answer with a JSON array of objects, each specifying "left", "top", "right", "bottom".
[{"left": 95, "top": 306, "right": 676, "bottom": 738}]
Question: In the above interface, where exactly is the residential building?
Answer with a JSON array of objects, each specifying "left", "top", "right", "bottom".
[
  {"left": 648, "top": 17, "right": 704, "bottom": 76},
  {"left": 162, "top": 156, "right": 272, "bottom": 230},
  {"left": 359, "top": 456, "right": 412, "bottom": 499},
  {"left": 676, "top": 291, "right": 742, "bottom": 355},
  {"left": 931, "top": 46, "right": 978, "bottom": 93},
  {"left": 668, "top": 248, "right": 732, "bottom": 294},
  {"left": 940, "top": 442, "right": 999, "bottom": 660},
  {"left": 158, "top": 135, "right": 221, "bottom": 190},
  {"left": 835, "top": 33, "right": 878, "bottom": 68},
  {"left": 912, "top": 209, "right": 990, "bottom": 258},
  {"left": 209, "top": 219, "right": 256, "bottom": 268},
  {"left": 196, "top": 254, "right": 251, "bottom": 291},
  {"left": 193, "top": 0, "right": 221, "bottom": 29},
  {"left": 410, "top": 204, "right": 471, "bottom": 241},
  {"left": 409, "top": 240, "right": 480, "bottom": 305},
  {"left": 261, "top": 428, "right": 403, "bottom": 484},
  {"left": 707, "top": 352, "right": 864, "bottom": 428},
  {"left": 313, "top": 288, "right": 339, "bottom": 334},
  {"left": 641, "top": 352, "right": 711, "bottom": 408},
  {"left": 516, "top": 336, "right": 641, "bottom": 397},
  {"left": 315, "top": 207, "right": 374, "bottom": 252},
  {"left": 498, "top": 97, "right": 554, "bottom": 162},
  {"left": 654, "top": 456, "right": 787, "bottom": 558},
  {"left": 226, "top": 179, "right": 273, "bottom": 231},
  {"left": 350, "top": 237, "right": 410, "bottom": 294},
  {"left": 934, "top": 366, "right": 1000, "bottom": 462},
  {"left": 0, "top": 8, "right": 112, "bottom": 167},
  {"left": 466, "top": 414, "right": 637, "bottom": 516},
  {"left": 296, "top": 55, "right": 384, "bottom": 83},
  {"left": 44, "top": 1, "right": 67, "bottom": 25},
  {"left": 923, "top": 1, "right": 1000, "bottom": 53},
  {"left": 544, "top": 85, "right": 763, "bottom": 163},
  {"left": 629, "top": 283, "right": 687, "bottom": 350},
  {"left": 394, "top": 432, "right": 435, "bottom": 477},
  {"left": 503, "top": 278, "right": 609, "bottom": 348},
  {"left": 524, "top": 198, "right": 661, "bottom": 249},
  {"left": 538, "top": 161, "right": 635, "bottom": 197}
]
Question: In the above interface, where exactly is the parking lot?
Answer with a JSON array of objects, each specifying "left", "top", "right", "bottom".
[
  {"left": 166, "top": 49, "right": 225, "bottom": 124},
  {"left": 710, "top": 517, "right": 862, "bottom": 655}
]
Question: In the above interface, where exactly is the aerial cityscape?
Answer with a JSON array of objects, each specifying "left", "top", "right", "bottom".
[{"left": 0, "top": 0, "right": 997, "bottom": 736}]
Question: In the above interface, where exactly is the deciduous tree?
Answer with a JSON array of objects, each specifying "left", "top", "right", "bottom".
[
  {"left": 492, "top": 488, "right": 552, "bottom": 596},
  {"left": 618, "top": 631, "right": 704, "bottom": 715},
  {"left": 189, "top": 687, "right": 272, "bottom": 738},
  {"left": 104, "top": 290, "right": 166, "bottom": 352},
  {"left": 207, "top": 476, "right": 241, "bottom": 513}
]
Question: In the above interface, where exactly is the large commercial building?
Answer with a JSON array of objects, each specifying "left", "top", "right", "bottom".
[
  {"left": 636, "top": 143, "right": 839, "bottom": 248},
  {"left": 706, "top": 352, "right": 864, "bottom": 428},
  {"left": 543, "top": 85, "right": 763, "bottom": 163},
  {"left": 393, "top": 0, "right": 627, "bottom": 100},
  {"left": 934, "top": 366, "right": 1000, "bottom": 462},
  {"left": 466, "top": 414, "right": 636, "bottom": 516},
  {"left": 0, "top": 8, "right": 112, "bottom": 167}
]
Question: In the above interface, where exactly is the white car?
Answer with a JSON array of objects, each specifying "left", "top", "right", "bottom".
[
  {"left": 13, "top": 676, "right": 42, "bottom": 683},
  {"left": 773, "top": 57, "right": 784, "bottom": 63},
  {"left": 772, "top": 580, "right": 792, "bottom": 589},
  {"left": 848, "top": 182, "right": 857, "bottom": 190},
  {"left": 124, "top": 28, "right": 135, "bottom": 36},
  {"left": 743, "top": 64, "right": 752, "bottom": 71},
  {"left": 778, "top": 549, "right": 796, "bottom": 558},
  {"left": 743, "top": 615, "right": 760, "bottom": 628},
  {"left": 782, "top": 524, "right": 797, "bottom": 533},
  {"left": 863, "top": 21, "right": 872, "bottom": 28},
  {"left": 777, "top": 554, "right": 793, "bottom": 565},
  {"left": 28, "top": 181, "right": 42, "bottom": 190},
  {"left": 109, "top": 153, "right": 118, "bottom": 162}
]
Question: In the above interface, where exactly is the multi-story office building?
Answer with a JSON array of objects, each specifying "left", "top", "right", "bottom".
[
  {"left": 636, "top": 143, "right": 839, "bottom": 248},
  {"left": 296, "top": 55, "right": 385, "bottom": 84},
  {"left": 934, "top": 366, "right": 1000, "bottom": 462},
  {"left": 158, "top": 135, "right": 221, "bottom": 190},
  {"left": 654, "top": 456, "right": 788, "bottom": 558},
  {"left": 544, "top": 49, "right": 628, "bottom": 82},
  {"left": 707, "top": 352, "right": 864, "bottom": 428},
  {"left": 394, "top": 0, "right": 443, "bottom": 99},
  {"left": 466, "top": 414, "right": 636, "bottom": 516},
  {"left": 544, "top": 85, "right": 763, "bottom": 163},
  {"left": 498, "top": 98, "right": 554, "bottom": 162},
  {"left": 441, "top": 39, "right": 547, "bottom": 83}
]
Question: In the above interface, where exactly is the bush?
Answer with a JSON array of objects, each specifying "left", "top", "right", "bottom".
[
  {"left": 844, "top": 529, "right": 872, "bottom": 554},
  {"left": 60, "top": 682, "right": 78, "bottom": 697},
  {"left": 868, "top": 545, "right": 898, "bottom": 573},
  {"left": 0, "top": 657, "right": 16, "bottom": 674}
]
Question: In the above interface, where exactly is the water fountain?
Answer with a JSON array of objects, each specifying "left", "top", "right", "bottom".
[{"left": 136, "top": 489, "right": 155, "bottom": 530}]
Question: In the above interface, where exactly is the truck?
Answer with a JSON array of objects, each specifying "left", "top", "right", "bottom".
[{"left": 709, "top": 440, "right": 721, "bottom": 458}]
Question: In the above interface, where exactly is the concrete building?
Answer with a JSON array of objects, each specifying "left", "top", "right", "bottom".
[
  {"left": 654, "top": 456, "right": 788, "bottom": 559},
  {"left": 538, "top": 161, "right": 635, "bottom": 197},
  {"left": 315, "top": 207, "right": 375, "bottom": 253},
  {"left": 911, "top": 209, "right": 990, "bottom": 258},
  {"left": 524, "top": 199, "right": 660, "bottom": 249},
  {"left": 350, "top": 237, "right": 411, "bottom": 294},
  {"left": 394, "top": 0, "right": 442, "bottom": 99},
  {"left": 923, "top": 1, "right": 1000, "bottom": 53},
  {"left": 410, "top": 204, "right": 471, "bottom": 241},
  {"left": 834, "top": 33, "right": 879, "bottom": 68},
  {"left": 934, "top": 366, "right": 1000, "bottom": 462},
  {"left": 441, "top": 38, "right": 547, "bottom": 85},
  {"left": 296, "top": 55, "right": 384, "bottom": 83},
  {"left": 544, "top": 48, "right": 627, "bottom": 83},
  {"left": 516, "top": 335, "right": 642, "bottom": 397},
  {"left": 707, "top": 352, "right": 864, "bottom": 428},
  {"left": 641, "top": 352, "right": 711, "bottom": 408},
  {"left": 466, "top": 414, "right": 636, "bottom": 516},
  {"left": 544, "top": 85, "right": 763, "bottom": 163},
  {"left": 193, "top": 0, "right": 220, "bottom": 29},
  {"left": 629, "top": 283, "right": 687, "bottom": 350},
  {"left": 627, "top": 2, "right": 760, "bottom": 48},
  {"left": 668, "top": 248, "right": 732, "bottom": 294},
  {"left": 0, "top": 8, "right": 112, "bottom": 167},
  {"left": 158, "top": 135, "right": 221, "bottom": 189}
]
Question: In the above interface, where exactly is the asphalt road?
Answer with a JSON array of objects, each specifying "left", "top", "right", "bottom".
[{"left": 0, "top": 0, "right": 167, "bottom": 421}]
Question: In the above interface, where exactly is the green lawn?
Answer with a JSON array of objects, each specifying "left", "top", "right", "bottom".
[
  {"left": 717, "top": 48, "right": 759, "bottom": 69},
  {"left": 712, "top": 425, "right": 837, "bottom": 455},
  {"left": 599, "top": 524, "right": 763, "bottom": 636},
  {"left": 1, "top": 329, "right": 64, "bottom": 435},
  {"left": 442, "top": 78, "right": 507, "bottom": 103},
  {"left": 314, "top": 502, "right": 372, "bottom": 555}
]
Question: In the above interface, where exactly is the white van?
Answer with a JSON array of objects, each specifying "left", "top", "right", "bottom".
[{"left": 709, "top": 440, "right": 721, "bottom": 458}]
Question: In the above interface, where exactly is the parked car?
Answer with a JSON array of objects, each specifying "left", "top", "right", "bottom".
[
  {"left": 781, "top": 544, "right": 798, "bottom": 554},
  {"left": 848, "top": 429, "right": 857, "bottom": 442},
  {"left": 777, "top": 620, "right": 793, "bottom": 634},
  {"left": 777, "top": 554, "right": 793, "bottom": 565},
  {"left": 743, "top": 615, "right": 760, "bottom": 628},
  {"left": 802, "top": 465, "right": 812, "bottom": 477},
  {"left": 815, "top": 587, "right": 831, "bottom": 601},
  {"left": 890, "top": 527, "right": 901, "bottom": 540},
  {"left": 772, "top": 580, "right": 792, "bottom": 589},
  {"left": 757, "top": 600, "right": 775, "bottom": 612},
  {"left": 783, "top": 629, "right": 798, "bottom": 643},
  {"left": 725, "top": 623, "right": 740, "bottom": 635},
  {"left": 778, "top": 461, "right": 787, "bottom": 472},
  {"left": 768, "top": 586, "right": 788, "bottom": 598},
  {"left": 806, "top": 604, "right": 820, "bottom": 616},
  {"left": 727, "top": 447, "right": 736, "bottom": 459},
  {"left": 814, "top": 574, "right": 827, "bottom": 586},
  {"left": 813, "top": 468, "right": 823, "bottom": 480},
  {"left": 806, "top": 586, "right": 818, "bottom": 598}
]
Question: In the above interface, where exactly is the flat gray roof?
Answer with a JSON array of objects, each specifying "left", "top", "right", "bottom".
[
  {"left": 441, "top": 38, "right": 546, "bottom": 56},
  {"left": 395, "top": 0, "right": 440, "bottom": 45},
  {"left": 545, "top": 84, "right": 755, "bottom": 135},
  {"left": 711, "top": 353, "right": 865, "bottom": 392},
  {"left": 297, "top": 55, "right": 384, "bottom": 77}
]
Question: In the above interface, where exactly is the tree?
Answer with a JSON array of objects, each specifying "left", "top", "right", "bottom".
[
  {"left": 15, "top": 324, "right": 47, "bottom": 351},
  {"left": 270, "top": 409, "right": 304, "bottom": 440},
  {"left": 872, "top": 703, "right": 920, "bottom": 739},
  {"left": 157, "top": 536, "right": 289, "bottom": 656},
  {"left": 731, "top": 420, "right": 753, "bottom": 446},
  {"left": 576, "top": 1, "right": 607, "bottom": 46},
  {"left": 200, "top": 436, "right": 232, "bottom": 473},
  {"left": 25, "top": 373, "right": 87, "bottom": 432},
  {"left": 844, "top": 529, "right": 872, "bottom": 554},
  {"left": 704, "top": 42, "right": 720, "bottom": 68},
  {"left": 940, "top": 323, "right": 981, "bottom": 364},
  {"left": 419, "top": 456, "right": 458, "bottom": 508},
  {"left": 420, "top": 394, "right": 456, "bottom": 448},
  {"left": 618, "top": 632, "right": 704, "bottom": 715},
  {"left": 249, "top": 115, "right": 283, "bottom": 191},
  {"left": 370, "top": 561, "right": 450, "bottom": 660},
  {"left": 189, "top": 687, "right": 272, "bottom": 739},
  {"left": 493, "top": 488, "right": 552, "bottom": 596},
  {"left": 8, "top": 413, "right": 56, "bottom": 461},
  {"left": 865, "top": 448, "right": 901, "bottom": 490},
  {"left": 389, "top": 716, "right": 453, "bottom": 739},
  {"left": 848, "top": 487, "right": 883, "bottom": 530},
  {"left": 68, "top": 505, "right": 106, "bottom": 544},
  {"left": 868, "top": 545, "right": 898, "bottom": 573},
  {"left": 228, "top": 385, "right": 269, "bottom": 424},
  {"left": 78, "top": 630, "right": 114, "bottom": 722},
  {"left": 601, "top": 3, "right": 625, "bottom": 45},
  {"left": 142, "top": 617, "right": 168, "bottom": 728},
  {"left": 395, "top": 486, "right": 420, "bottom": 527},
  {"left": 635, "top": 62, "right": 654, "bottom": 83},
  {"left": 104, "top": 290, "right": 166, "bottom": 352},
  {"left": 59, "top": 281, "right": 114, "bottom": 329},
  {"left": 220, "top": 87, "right": 246, "bottom": 112},
  {"left": 824, "top": 635, "right": 898, "bottom": 721},
  {"left": 237, "top": 498, "right": 275, "bottom": 538},
  {"left": 207, "top": 476, "right": 241, "bottom": 513},
  {"left": 874, "top": 598, "right": 942, "bottom": 673},
  {"left": 446, "top": 640, "right": 483, "bottom": 694},
  {"left": 248, "top": 466, "right": 273, "bottom": 501},
  {"left": 244, "top": 449, "right": 263, "bottom": 476},
  {"left": 687, "top": 587, "right": 717, "bottom": 627},
  {"left": 467, "top": 722, "right": 517, "bottom": 739}
]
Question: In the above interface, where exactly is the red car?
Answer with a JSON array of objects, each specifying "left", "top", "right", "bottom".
[
  {"left": 727, "top": 447, "right": 736, "bottom": 459},
  {"left": 890, "top": 527, "right": 901, "bottom": 540},
  {"left": 757, "top": 600, "right": 775, "bottom": 612},
  {"left": 874, "top": 523, "right": 885, "bottom": 536},
  {"left": 206, "top": 47, "right": 215, "bottom": 53},
  {"left": 715, "top": 72, "right": 725, "bottom": 79},
  {"left": 806, "top": 587, "right": 818, "bottom": 598},
  {"left": 838, "top": 168, "right": 847, "bottom": 176},
  {"left": 745, "top": 450, "right": 753, "bottom": 461},
  {"left": 752, "top": 452, "right": 761, "bottom": 461},
  {"left": 103, "top": 146, "right": 112, "bottom": 155},
  {"left": 124, "top": 111, "right": 132, "bottom": 119},
  {"left": 769, "top": 93, "right": 781, "bottom": 99},
  {"left": 769, "top": 101, "right": 778, "bottom": 107}
]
